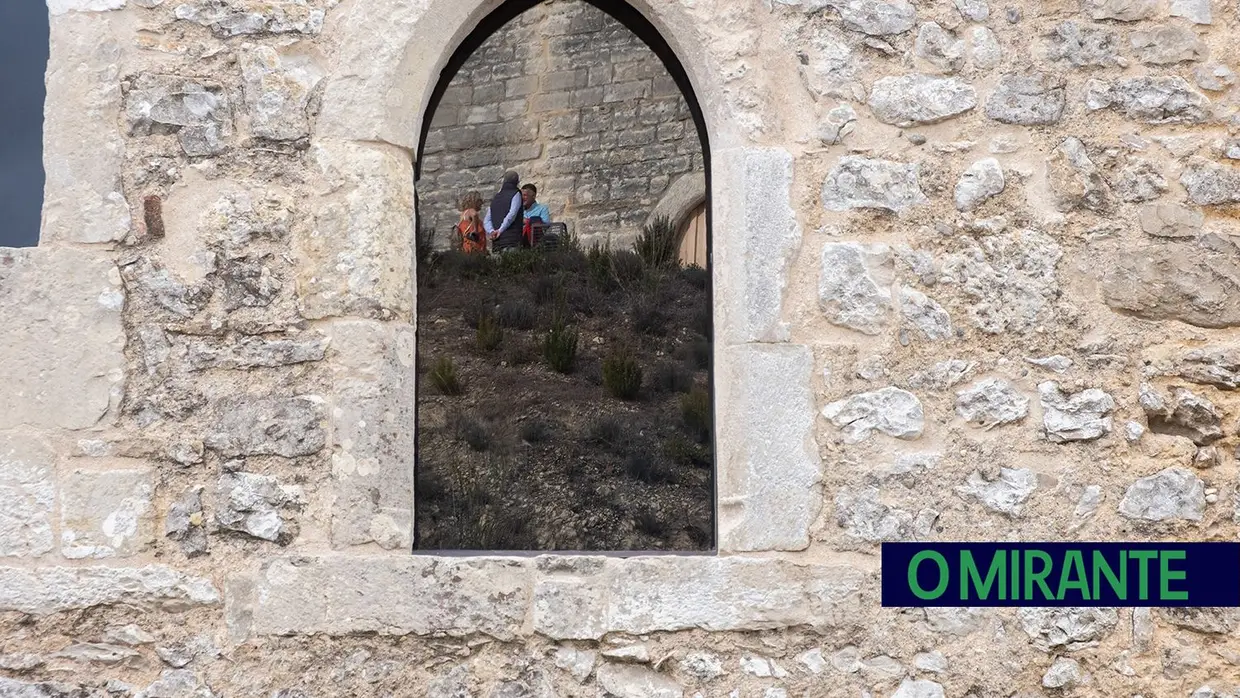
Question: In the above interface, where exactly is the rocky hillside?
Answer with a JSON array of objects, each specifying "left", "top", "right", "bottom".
[{"left": 414, "top": 230, "right": 714, "bottom": 551}]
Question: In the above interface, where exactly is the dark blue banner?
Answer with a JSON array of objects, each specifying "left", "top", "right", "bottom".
[{"left": 881, "top": 543, "right": 1240, "bottom": 607}]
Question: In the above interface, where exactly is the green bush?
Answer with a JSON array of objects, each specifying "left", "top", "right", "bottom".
[
  {"left": 610, "top": 250, "right": 645, "bottom": 284},
  {"left": 588, "top": 416, "right": 627, "bottom": 454},
  {"left": 680, "top": 386, "right": 712, "bottom": 443},
  {"left": 543, "top": 318, "right": 578, "bottom": 374},
  {"left": 450, "top": 412, "right": 491, "bottom": 452},
  {"left": 633, "top": 215, "right": 680, "bottom": 269},
  {"left": 429, "top": 356, "right": 463, "bottom": 395},
  {"left": 632, "top": 294, "right": 669, "bottom": 336},
  {"left": 681, "top": 264, "right": 709, "bottom": 289},
  {"left": 497, "top": 300, "right": 536, "bottom": 330},
  {"left": 651, "top": 361, "right": 693, "bottom": 394},
  {"left": 476, "top": 312, "right": 503, "bottom": 351},
  {"left": 602, "top": 346, "right": 643, "bottom": 400},
  {"left": 664, "top": 434, "right": 711, "bottom": 468}
]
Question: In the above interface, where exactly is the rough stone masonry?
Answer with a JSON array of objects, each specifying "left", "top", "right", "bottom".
[{"left": 2, "top": 0, "right": 1240, "bottom": 696}]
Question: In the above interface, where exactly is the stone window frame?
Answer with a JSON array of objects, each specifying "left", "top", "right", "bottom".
[{"left": 316, "top": 0, "right": 821, "bottom": 557}]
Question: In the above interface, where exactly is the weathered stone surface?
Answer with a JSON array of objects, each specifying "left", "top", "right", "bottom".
[
  {"left": 1101, "top": 239, "right": 1240, "bottom": 328},
  {"left": 137, "top": 669, "right": 213, "bottom": 698},
  {"left": 968, "top": 27, "right": 1001, "bottom": 70},
  {"left": 1159, "top": 608, "right": 1240, "bottom": 634},
  {"left": 595, "top": 664, "right": 682, "bottom": 698},
  {"left": 906, "top": 360, "right": 973, "bottom": 391},
  {"left": 797, "top": 26, "right": 864, "bottom": 101},
  {"left": 829, "top": 0, "right": 917, "bottom": 35},
  {"left": 42, "top": 11, "right": 130, "bottom": 243},
  {"left": 326, "top": 321, "right": 416, "bottom": 550},
  {"left": 835, "top": 487, "right": 918, "bottom": 541},
  {"left": 120, "top": 256, "right": 212, "bottom": 319},
  {"left": 298, "top": 141, "right": 415, "bottom": 321},
  {"left": 1082, "top": 0, "right": 1157, "bottom": 21},
  {"left": 868, "top": 75, "right": 976, "bottom": 126},
  {"left": 1143, "top": 386, "right": 1224, "bottom": 445},
  {"left": 818, "top": 104, "right": 858, "bottom": 145},
  {"left": 958, "top": 468, "right": 1037, "bottom": 515},
  {"left": 240, "top": 43, "right": 324, "bottom": 141},
  {"left": 1119, "top": 467, "right": 1206, "bottom": 522},
  {"left": 940, "top": 230, "right": 1062, "bottom": 334},
  {"left": 184, "top": 334, "right": 328, "bottom": 371},
  {"left": 48, "top": 0, "right": 126, "bottom": 12},
  {"left": 1043, "top": 658, "right": 1083, "bottom": 688},
  {"left": 1047, "top": 137, "right": 1112, "bottom": 213},
  {"left": 174, "top": 0, "right": 326, "bottom": 37},
  {"left": 715, "top": 148, "right": 801, "bottom": 344},
  {"left": 899, "top": 286, "right": 952, "bottom": 340},
  {"left": 822, "top": 157, "right": 927, "bottom": 213},
  {"left": 214, "top": 472, "right": 303, "bottom": 543},
  {"left": 1018, "top": 607, "right": 1119, "bottom": 649},
  {"left": 924, "top": 607, "right": 987, "bottom": 636},
  {"left": 125, "top": 74, "right": 233, "bottom": 156},
  {"left": 0, "top": 249, "right": 124, "bottom": 430},
  {"left": 1113, "top": 159, "right": 1168, "bottom": 202},
  {"left": 1039, "top": 382, "right": 1114, "bottom": 443},
  {"left": 1181, "top": 161, "right": 1240, "bottom": 205},
  {"left": 914, "top": 23, "right": 965, "bottom": 73},
  {"left": 60, "top": 466, "right": 155, "bottom": 559},
  {"left": 955, "top": 378, "right": 1029, "bottom": 426},
  {"left": 1170, "top": 0, "right": 1211, "bottom": 23},
  {"left": 891, "top": 679, "right": 945, "bottom": 698},
  {"left": 0, "top": 434, "right": 55, "bottom": 557},
  {"left": 717, "top": 345, "right": 823, "bottom": 552},
  {"left": 1045, "top": 21, "right": 1121, "bottom": 67},
  {"left": 985, "top": 73, "right": 1066, "bottom": 125},
  {"left": 818, "top": 242, "right": 894, "bottom": 335},
  {"left": 1195, "top": 63, "right": 1234, "bottom": 91},
  {"left": 822, "top": 387, "right": 924, "bottom": 442},
  {"left": 954, "top": 0, "right": 988, "bottom": 20},
  {"left": 0, "top": 566, "right": 220, "bottom": 614},
  {"left": 1085, "top": 77, "right": 1210, "bottom": 124},
  {"left": 204, "top": 396, "right": 326, "bottom": 457},
  {"left": 954, "top": 158, "right": 1004, "bottom": 211},
  {"left": 1171, "top": 345, "right": 1240, "bottom": 389},
  {"left": 1074, "top": 485, "right": 1103, "bottom": 518},
  {"left": 165, "top": 487, "right": 207, "bottom": 557},
  {"left": 1026, "top": 355, "right": 1073, "bottom": 373},
  {"left": 1130, "top": 24, "right": 1206, "bottom": 65}
]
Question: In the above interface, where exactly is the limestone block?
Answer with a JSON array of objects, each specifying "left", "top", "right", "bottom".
[
  {"left": 240, "top": 42, "right": 325, "bottom": 141},
  {"left": 1017, "top": 607, "right": 1119, "bottom": 649},
  {"left": 1181, "top": 161, "right": 1240, "bottom": 205},
  {"left": 1130, "top": 24, "right": 1206, "bottom": 65},
  {"left": 984, "top": 73, "right": 1066, "bottom": 125},
  {"left": 41, "top": 11, "right": 130, "bottom": 243},
  {"left": 0, "top": 434, "right": 56, "bottom": 558},
  {"left": 1118, "top": 467, "right": 1206, "bottom": 522},
  {"left": 1082, "top": 0, "right": 1158, "bottom": 21},
  {"left": 1085, "top": 77, "right": 1210, "bottom": 124},
  {"left": 60, "top": 465, "right": 155, "bottom": 559},
  {"left": 1101, "top": 238, "right": 1240, "bottom": 328},
  {"left": 298, "top": 141, "right": 415, "bottom": 321},
  {"left": 325, "top": 320, "right": 415, "bottom": 550},
  {"left": 899, "top": 286, "right": 952, "bottom": 340},
  {"left": 821, "top": 387, "right": 925, "bottom": 442},
  {"left": 715, "top": 345, "right": 822, "bottom": 552},
  {"left": 184, "top": 334, "right": 328, "bottom": 371},
  {"left": 940, "top": 229, "right": 1062, "bottom": 334},
  {"left": 954, "top": 158, "right": 1005, "bottom": 212},
  {"left": 0, "top": 565, "right": 220, "bottom": 614},
  {"left": 867, "top": 75, "right": 976, "bottom": 126},
  {"left": 1171, "top": 345, "right": 1240, "bottom": 389},
  {"left": 247, "top": 556, "right": 531, "bottom": 639},
  {"left": 830, "top": 0, "right": 917, "bottom": 35},
  {"left": 822, "top": 157, "right": 928, "bottom": 213},
  {"left": 712, "top": 148, "right": 800, "bottom": 344},
  {"left": 203, "top": 396, "right": 326, "bottom": 458},
  {"left": 214, "top": 472, "right": 304, "bottom": 543},
  {"left": 173, "top": 0, "right": 326, "bottom": 37},
  {"left": 1044, "top": 21, "right": 1121, "bottom": 68},
  {"left": 0, "top": 248, "right": 124, "bottom": 430},
  {"left": 957, "top": 468, "right": 1038, "bottom": 516},
  {"left": 124, "top": 73, "right": 234, "bottom": 156},
  {"left": 595, "top": 664, "right": 682, "bottom": 698},
  {"left": 955, "top": 378, "right": 1029, "bottom": 426},
  {"left": 818, "top": 242, "right": 894, "bottom": 335}
]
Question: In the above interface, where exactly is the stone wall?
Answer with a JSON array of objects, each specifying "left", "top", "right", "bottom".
[
  {"left": 3, "top": 0, "right": 1240, "bottom": 696},
  {"left": 418, "top": 0, "right": 704, "bottom": 247}
]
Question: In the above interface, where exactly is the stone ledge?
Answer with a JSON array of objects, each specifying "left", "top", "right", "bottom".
[
  {"left": 236, "top": 555, "right": 869, "bottom": 641},
  {"left": 0, "top": 565, "right": 221, "bottom": 614}
]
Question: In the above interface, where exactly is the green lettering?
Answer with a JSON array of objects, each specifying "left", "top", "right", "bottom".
[
  {"left": 1130, "top": 550, "right": 1157, "bottom": 600},
  {"left": 1092, "top": 551, "right": 1127, "bottom": 601},
  {"left": 1010, "top": 548, "right": 1020, "bottom": 600},
  {"left": 962, "top": 551, "right": 1006, "bottom": 601},
  {"left": 909, "top": 551, "right": 950, "bottom": 600},
  {"left": 1057, "top": 550, "right": 1090, "bottom": 601},
  {"left": 1024, "top": 550, "right": 1054, "bottom": 600},
  {"left": 1160, "top": 550, "right": 1188, "bottom": 601}
]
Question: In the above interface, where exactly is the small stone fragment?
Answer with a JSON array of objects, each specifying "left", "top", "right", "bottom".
[
  {"left": 1018, "top": 607, "right": 1119, "bottom": 649},
  {"left": 954, "top": 0, "right": 989, "bottom": 21},
  {"left": 968, "top": 27, "right": 1001, "bottom": 70},
  {"left": 1172, "top": 345, "right": 1240, "bottom": 389},
  {"left": 1194, "top": 63, "right": 1235, "bottom": 91},
  {"left": 124, "top": 74, "right": 233, "bottom": 157},
  {"left": 678, "top": 651, "right": 722, "bottom": 681},
  {"left": 891, "top": 678, "right": 945, "bottom": 698},
  {"left": 1143, "top": 385, "right": 1224, "bottom": 445},
  {"left": 204, "top": 396, "right": 326, "bottom": 458},
  {"left": 796, "top": 649, "right": 828, "bottom": 675},
  {"left": 836, "top": 487, "right": 916, "bottom": 541},
  {"left": 872, "top": 72, "right": 977, "bottom": 127},
  {"left": 1039, "top": 382, "right": 1114, "bottom": 443},
  {"left": 239, "top": 43, "right": 324, "bottom": 141},
  {"left": 1042, "top": 658, "right": 1083, "bottom": 688},
  {"left": 173, "top": 0, "right": 325, "bottom": 37},
  {"left": 955, "top": 378, "right": 1029, "bottom": 426},
  {"left": 1170, "top": 0, "right": 1212, "bottom": 24},
  {"left": 821, "top": 386, "right": 925, "bottom": 442},
  {"left": 985, "top": 73, "right": 1066, "bottom": 125},
  {"left": 1119, "top": 467, "right": 1206, "bottom": 521},
  {"left": 165, "top": 487, "right": 208, "bottom": 557},
  {"left": 553, "top": 648, "right": 597, "bottom": 683},
  {"left": 819, "top": 104, "right": 858, "bottom": 145},
  {"left": 1125, "top": 421, "right": 1145, "bottom": 443},
  {"left": 1130, "top": 24, "right": 1206, "bottom": 65},
  {"left": 1181, "top": 161, "right": 1240, "bottom": 205},
  {"left": 1025, "top": 355, "right": 1073, "bottom": 373},
  {"left": 594, "top": 664, "right": 683, "bottom": 698},
  {"left": 1086, "top": 77, "right": 1210, "bottom": 124},
  {"left": 1193, "top": 445, "right": 1220, "bottom": 469},
  {"left": 214, "top": 472, "right": 304, "bottom": 543},
  {"left": 602, "top": 645, "right": 650, "bottom": 664},
  {"left": 818, "top": 242, "right": 894, "bottom": 335},
  {"left": 1082, "top": 0, "right": 1157, "bottom": 21},
  {"left": 899, "top": 286, "right": 953, "bottom": 340},
  {"left": 1074, "top": 485, "right": 1102, "bottom": 517},
  {"left": 1113, "top": 159, "right": 1168, "bottom": 202},
  {"left": 958, "top": 467, "right": 1038, "bottom": 515},
  {"left": 184, "top": 334, "right": 328, "bottom": 371},
  {"left": 914, "top": 652, "right": 947, "bottom": 672},
  {"left": 954, "top": 158, "right": 1005, "bottom": 211},
  {"left": 822, "top": 156, "right": 928, "bottom": 212},
  {"left": 914, "top": 23, "right": 965, "bottom": 73},
  {"left": 830, "top": 0, "right": 918, "bottom": 35},
  {"left": 105, "top": 624, "right": 156, "bottom": 647},
  {"left": 1047, "top": 137, "right": 1113, "bottom": 213},
  {"left": 138, "top": 669, "right": 213, "bottom": 698},
  {"left": 1045, "top": 21, "right": 1121, "bottom": 67},
  {"left": 1159, "top": 607, "right": 1240, "bottom": 634},
  {"left": 906, "top": 360, "right": 973, "bottom": 391}
]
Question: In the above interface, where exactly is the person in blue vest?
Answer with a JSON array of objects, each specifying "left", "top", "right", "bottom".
[{"left": 484, "top": 170, "right": 525, "bottom": 253}]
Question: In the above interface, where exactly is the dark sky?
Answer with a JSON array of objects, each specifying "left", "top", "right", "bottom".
[{"left": 0, "top": 3, "right": 49, "bottom": 248}]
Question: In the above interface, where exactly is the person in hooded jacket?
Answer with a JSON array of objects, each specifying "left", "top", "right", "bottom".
[{"left": 484, "top": 170, "right": 525, "bottom": 253}]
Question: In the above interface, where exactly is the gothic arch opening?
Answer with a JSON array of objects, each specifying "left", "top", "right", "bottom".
[{"left": 411, "top": 0, "right": 714, "bottom": 553}]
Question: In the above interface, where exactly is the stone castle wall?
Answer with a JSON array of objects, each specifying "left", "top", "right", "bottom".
[
  {"left": 3, "top": 0, "right": 1240, "bottom": 696},
  {"left": 418, "top": 0, "right": 704, "bottom": 248}
]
